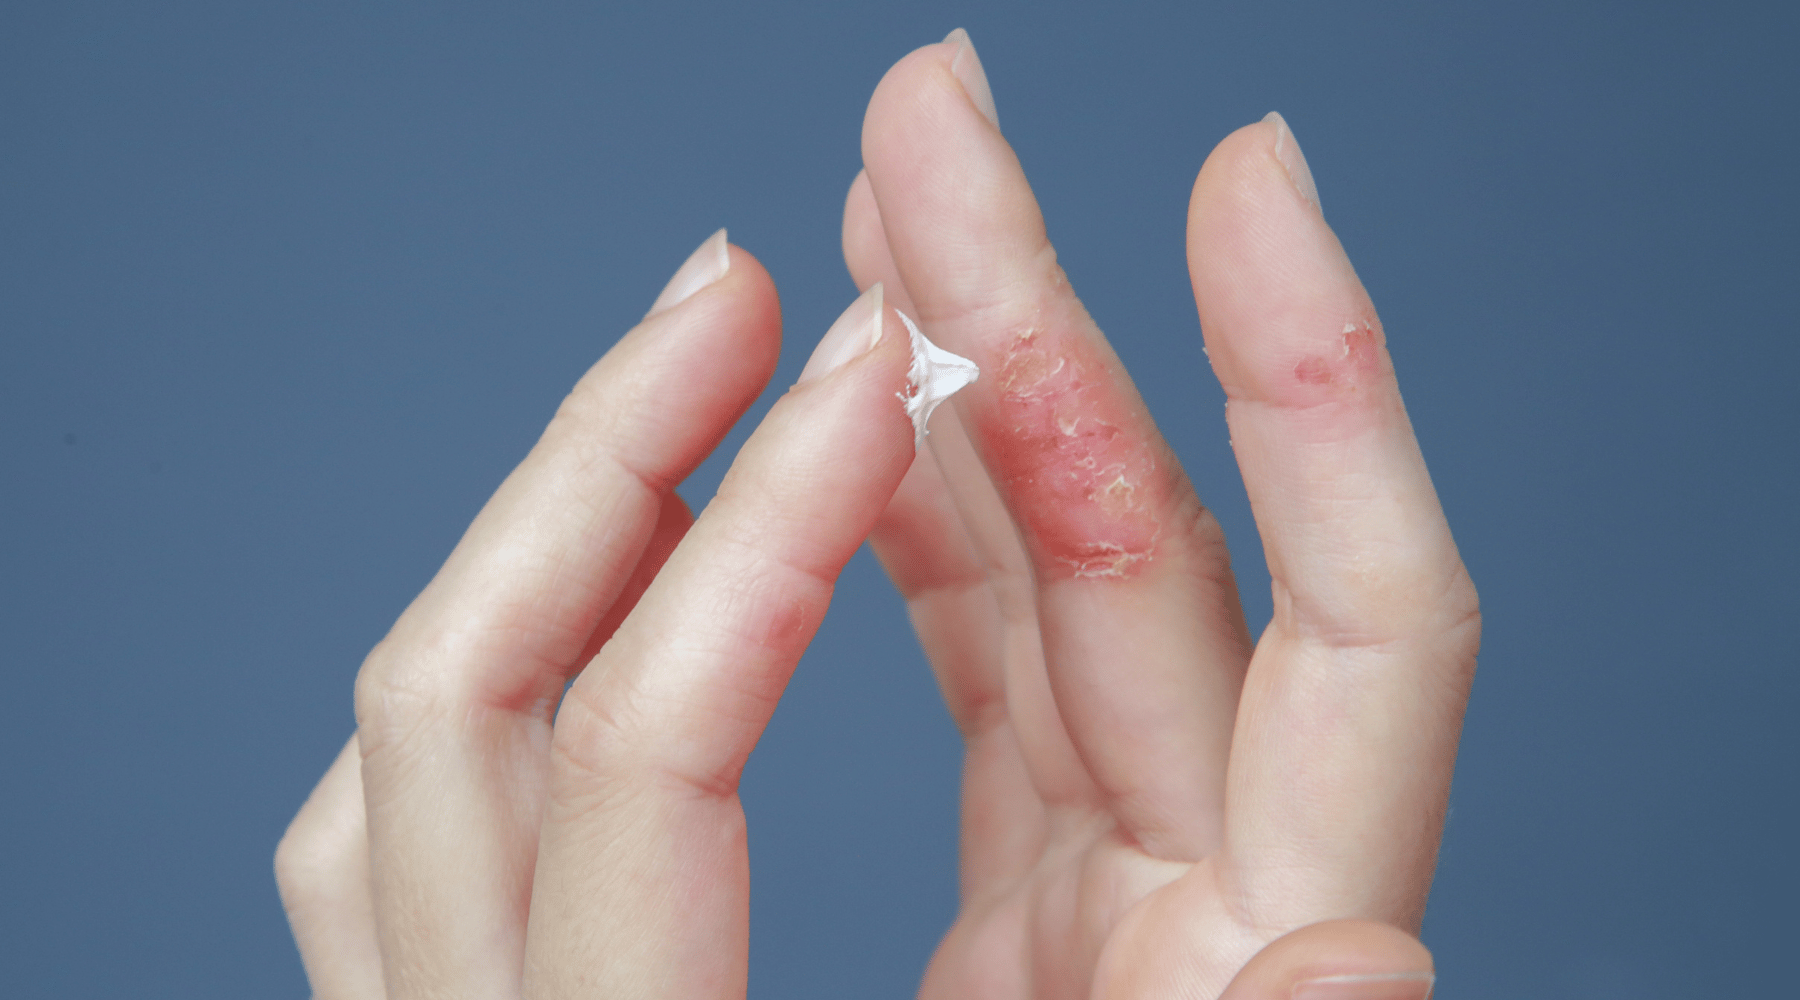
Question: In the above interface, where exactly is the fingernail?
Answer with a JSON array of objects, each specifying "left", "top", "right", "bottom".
[
  {"left": 797, "top": 283, "right": 886, "bottom": 384},
  {"left": 1292, "top": 972, "right": 1434, "bottom": 1000},
  {"left": 944, "top": 28, "right": 1000, "bottom": 129},
  {"left": 1263, "top": 111, "right": 1321, "bottom": 211},
  {"left": 647, "top": 228, "right": 730, "bottom": 317}
]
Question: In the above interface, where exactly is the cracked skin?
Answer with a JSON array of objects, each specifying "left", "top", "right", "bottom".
[{"left": 973, "top": 328, "right": 1168, "bottom": 580}]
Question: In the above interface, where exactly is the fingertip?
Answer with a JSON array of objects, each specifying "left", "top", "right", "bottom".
[
  {"left": 862, "top": 40, "right": 959, "bottom": 153},
  {"left": 719, "top": 241, "right": 778, "bottom": 321},
  {"left": 647, "top": 228, "right": 730, "bottom": 318},
  {"left": 944, "top": 27, "right": 1000, "bottom": 129},
  {"left": 583, "top": 238, "right": 783, "bottom": 476},
  {"left": 783, "top": 289, "right": 920, "bottom": 473},
  {"left": 1186, "top": 116, "right": 1380, "bottom": 412},
  {"left": 649, "top": 236, "right": 778, "bottom": 322},
  {"left": 1219, "top": 920, "right": 1434, "bottom": 1000},
  {"left": 693, "top": 241, "right": 785, "bottom": 385},
  {"left": 863, "top": 36, "right": 1010, "bottom": 208},
  {"left": 1263, "top": 111, "right": 1321, "bottom": 211},
  {"left": 796, "top": 281, "right": 886, "bottom": 386},
  {"left": 1189, "top": 113, "right": 1319, "bottom": 211},
  {"left": 859, "top": 35, "right": 1047, "bottom": 332},
  {"left": 1187, "top": 117, "right": 1278, "bottom": 234}
]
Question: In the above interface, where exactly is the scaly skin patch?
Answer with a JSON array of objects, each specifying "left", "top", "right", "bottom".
[
  {"left": 1292, "top": 322, "right": 1381, "bottom": 391},
  {"left": 973, "top": 328, "right": 1166, "bottom": 580}
]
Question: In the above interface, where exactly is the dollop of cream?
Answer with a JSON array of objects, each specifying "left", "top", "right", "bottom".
[{"left": 898, "top": 310, "right": 979, "bottom": 448}]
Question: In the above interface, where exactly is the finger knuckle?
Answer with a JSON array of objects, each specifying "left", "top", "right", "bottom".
[
  {"left": 546, "top": 362, "right": 618, "bottom": 435},
  {"left": 1435, "top": 572, "right": 1483, "bottom": 687},
  {"left": 273, "top": 818, "right": 338, "bottom": 918},
  {"left": 544, "top": 688, "right": 656, "bottom": 820},
  {"left": 540, "top": 374, "right": 672, "bottom": 490},
  {"left": 353, "top": 637, "right": 455, "bottom": 755},
  {"left": 550, "top": 682, "right": 739, "bottom": 818}
]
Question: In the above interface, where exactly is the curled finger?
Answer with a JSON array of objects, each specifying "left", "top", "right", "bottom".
[{"left": 275, "top": 735, "right": 385, "bottom": 1000}]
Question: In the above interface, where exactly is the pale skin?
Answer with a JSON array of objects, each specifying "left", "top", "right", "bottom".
[{"left": 277, "top": 30, "right": 1478, "bottom": 1000}]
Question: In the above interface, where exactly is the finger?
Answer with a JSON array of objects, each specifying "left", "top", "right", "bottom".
[
  {"left": 846, "top": 171, "right": 1009, "bottom": 737},
  {"left": 866, "top": 432, "right": 1002, "bottom": 731},
  {"left": 276, "top": 735, "right": 386, "bottom": 1000},
  {"left": 847, "top": 169, "right": 1062, "bottom": 896},
  {"left": 353, "top": 232, "right": 780, "bottom": 997},
  {"left": 862, "top": 31, "right": 1252, "bottom": 859},
  {"left": 1215, "top": 920, "right": 1435, "bottom": 1000},
  {"left": 572, "top": 490, "right": 694, "bottom": 669},
  {"left": 1187, "top": 115, "right": 1481, "bottom": 928},
  {"left": 525, "top": 287, "right": 917, "bottom": 999},
  {"left": 872, "top": 447, "right": 1054, "bottom": 900}
]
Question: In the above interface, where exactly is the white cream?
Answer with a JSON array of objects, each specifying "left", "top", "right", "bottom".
[{"left": 898, "top": 310, "right": 979, "bottom": 448}]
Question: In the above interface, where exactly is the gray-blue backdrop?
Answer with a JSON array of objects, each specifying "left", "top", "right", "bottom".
[{"left": 3, "top": 1, "right": 1794, "bottom": 997}]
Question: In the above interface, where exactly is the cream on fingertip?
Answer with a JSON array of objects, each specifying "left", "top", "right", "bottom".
[{"left": 898, "top": 310, "right": 978, "bottom": 448}]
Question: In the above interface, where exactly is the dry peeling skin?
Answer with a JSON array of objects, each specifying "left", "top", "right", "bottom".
[
  {"left": 972, "top": 326, "right": 1168, "bottom": 580},
  {"left": 1293, "top": 321, "right": 1382, "bottom": 390}
]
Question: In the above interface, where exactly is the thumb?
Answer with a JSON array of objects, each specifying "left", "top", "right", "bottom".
[{"left": 1218, "top": 920, "right": 1435, "bottom": 1000}]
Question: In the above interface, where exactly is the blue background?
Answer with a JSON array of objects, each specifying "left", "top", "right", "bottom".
[{"left": 3, "top": 1, "right": 1795, "bottom": 997}]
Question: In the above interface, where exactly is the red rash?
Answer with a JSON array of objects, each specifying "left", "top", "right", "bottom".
[
  {"left": 1292, "top": 324, "right": 1380, "bottom": 390},
  {"left": 972, "top": 329, "right": 1166, "bottom": 580}
]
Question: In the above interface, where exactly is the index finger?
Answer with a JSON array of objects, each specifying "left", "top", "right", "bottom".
[{"left": 1188, "top": 114, "right": 1481, "bottom": 930}]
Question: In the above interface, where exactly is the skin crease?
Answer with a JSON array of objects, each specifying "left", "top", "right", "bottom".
[{"left": 277, "top": 27, "right": 1475, "bottom": 1000}]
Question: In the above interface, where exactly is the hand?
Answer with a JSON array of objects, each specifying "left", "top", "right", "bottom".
[
  {"left": 847, "top": 32, "right": 1478, "bottom": 1000},
  {"left": 275, "top": 27, "right": 1478, "bottom": 1000},
  {"left": 276, "top": 233, "right": 932, "bottom": 998}
]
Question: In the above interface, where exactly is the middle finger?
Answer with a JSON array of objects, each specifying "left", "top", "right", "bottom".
[{"left": 861, "top": 33, "right": 1252, "bottom": 862}]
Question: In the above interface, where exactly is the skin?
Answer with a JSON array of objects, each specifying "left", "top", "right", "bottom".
[{"left": 277, "top": 30, "right": 1476, "bottom": 1000}]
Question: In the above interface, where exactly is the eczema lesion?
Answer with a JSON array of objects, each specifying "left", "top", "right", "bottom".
[
  {"left": 1293, "top": 320, "right": 1382, "bottom": 390},
  {"left": 977, "top": 324, "right": 1170, "bottom": 580},
  {"left": 1095, "top": 471, "right": 1139, "bottom": 517},
  {"left": 1056, "top": 538, "right": 1154, "bottom": 578},
  {"left": 998, "top": 329, "right": 1070, "bottom": 402}
]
